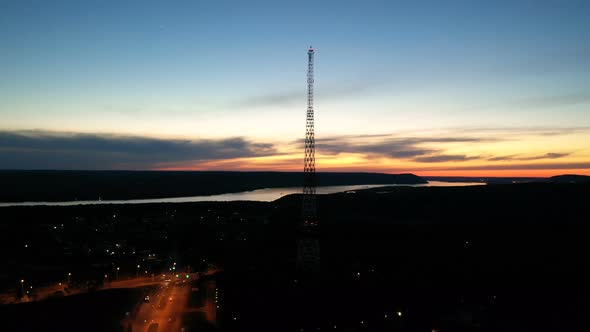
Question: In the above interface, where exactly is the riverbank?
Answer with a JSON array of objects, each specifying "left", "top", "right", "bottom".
[{"left": 0, "top": 170, "right": 426, "bottom": 203}]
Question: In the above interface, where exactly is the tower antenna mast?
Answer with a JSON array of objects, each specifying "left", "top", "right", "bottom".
[
  {"left": 302, "top": 46, "right": 317, "bottom": 223},
  {"left": 298, "top": 46, "right": 319, "bottom": 274}
]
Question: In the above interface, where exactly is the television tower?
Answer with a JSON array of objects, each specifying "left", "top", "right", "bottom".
[
  {"left": 297, "top": 46, "right": 319, "bottom": 273},
  {"left": 303, "top": 46, "right": 317, "bottom": 222}
]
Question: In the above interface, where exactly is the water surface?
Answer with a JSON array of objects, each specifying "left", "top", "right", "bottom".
[{"left": 0, "top": 181, "right": 483, "bottom": 207}]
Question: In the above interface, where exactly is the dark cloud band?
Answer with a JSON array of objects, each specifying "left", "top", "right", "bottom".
[
  {"left": 310, "top": 135, "right": 492, "bottom": 162},
  {"left": 0, "top": 130, "right": 276, "bottom": 170}
]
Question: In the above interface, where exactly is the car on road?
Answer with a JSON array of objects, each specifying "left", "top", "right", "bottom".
[{"left": 144, "top": 295, "right": 150, "bottom": 303}]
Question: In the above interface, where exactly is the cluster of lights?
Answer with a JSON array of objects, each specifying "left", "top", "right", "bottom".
[
  {"left": 215, "top": 287, "right": 220, "bottom": 309},
  {"left": 321, "top": 311, "right": 404, "bottom": 330}
]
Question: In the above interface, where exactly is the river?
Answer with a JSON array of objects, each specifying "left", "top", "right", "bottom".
[{"left": 0, "top": 181, "right": 484, "bottom": 207}]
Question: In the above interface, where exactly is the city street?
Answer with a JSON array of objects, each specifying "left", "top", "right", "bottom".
[
  {"left": 127, "top": 282, "right": 191, "bottom": 332},
  {"left": 124, "top": 269, "right": 218, "bottom": 332}
]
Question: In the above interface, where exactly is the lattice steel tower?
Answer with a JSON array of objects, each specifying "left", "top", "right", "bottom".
[
  {"left": 302, "top": 46, "right": 317, "bottom": 222},
  {"left": 297, "top": 46, "right": 319, "bottom": 274}
]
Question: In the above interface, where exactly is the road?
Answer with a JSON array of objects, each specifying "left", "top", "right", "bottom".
[
  {"left": 1, "top": 268, "right": 220, "bottom": 331},
  {"left": 108, "top": 277, "right": 167, "bottom": 290},
  {"left": 125, "top": 269, "right": 219, "bottom": 332},
  {"left": 0, "top": 276, "right": 175, "bottom": 305},
  {"left": 127, "top": 281, "right": 191, "bottom": 332}
]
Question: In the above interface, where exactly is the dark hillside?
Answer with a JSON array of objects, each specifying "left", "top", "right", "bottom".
[{"left": 0, "top": 170, "right": 425, "bottom": 202}]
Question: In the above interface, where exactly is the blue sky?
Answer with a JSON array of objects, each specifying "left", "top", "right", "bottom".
[{"left": 1, "top": 0, "right": 589, "bottom": 175}]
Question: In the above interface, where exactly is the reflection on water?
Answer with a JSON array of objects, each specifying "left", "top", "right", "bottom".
[{"left": 0, "top": 181, "right": 484, "bottom": 207}]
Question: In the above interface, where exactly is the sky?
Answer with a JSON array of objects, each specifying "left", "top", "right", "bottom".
[{"left": 1, "top": 0, "right": 589, "bottom": 177}]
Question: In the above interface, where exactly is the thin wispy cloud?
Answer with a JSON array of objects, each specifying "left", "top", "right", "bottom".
[
  {"left": 430, "top": 162, "right": 590, "bottom": 171},
  {"left": 413, "top": 154, "right": 481, "bottom": 163},
  {"left": 488, "top": 152, "right": 570, "bottom": 162},
  {"left": 514, "top": 91, "right": 590, "bottom": 109},
  {"left": 230, "top": 80, "right": 384, "bottom": 109},
  {"left": 469, "top": 91, "right": 590, "bottom": 113},
  {"left": 444, "top": 126, "right": 590, "bottom": 137},
  {"left": 232, "top": 91, "right": 303, "bottom": 109}
]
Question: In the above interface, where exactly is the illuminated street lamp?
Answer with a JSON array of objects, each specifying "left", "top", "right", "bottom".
[
  {"left": 67, "top": 272, "right": 71, "bottom": 284},
  {"left": 116, "top": 267, "right": 120, "bottom": 280},
  {"left": 136, "top": 265, "right": 140, "bottom": 278},
  {"left": 20, "top": 279, "right": 25, "bottom": 295}
]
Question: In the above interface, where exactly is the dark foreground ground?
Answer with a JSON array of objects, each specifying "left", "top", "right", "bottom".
[
  {"left": 1, "top": 183, "right": 589, "bottom": 331},
  {"left": 0, "top": 288, "right": 143, "bottom": 331}
]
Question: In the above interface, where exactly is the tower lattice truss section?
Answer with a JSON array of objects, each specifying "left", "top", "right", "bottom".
[
  {"left": 302, "top": 46, "right": 317, "bottom": 224},
  {"left": 298, "top": 46, "right": 320, "bottom": 273}
]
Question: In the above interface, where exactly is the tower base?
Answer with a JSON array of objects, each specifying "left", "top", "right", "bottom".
[{"left": 296, "top": 237, "right": 320, "bottom": 275}]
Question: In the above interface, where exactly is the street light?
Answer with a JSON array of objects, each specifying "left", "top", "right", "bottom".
[
  {"left": 136, "top": 265, "right": 140, "bottom": 278},
  {"left": 67, "top": 272, "right": 71, "bottom": 284},
  {"left": 116, "top": 267, "right": 120, "bottom": 280}
]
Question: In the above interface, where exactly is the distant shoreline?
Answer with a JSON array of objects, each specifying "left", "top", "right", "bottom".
[
  {"left": 0, "top": 170, "right": 426, "bottom": 203},
  {"left": 1, "top": 171, "right": 587, "bottom": 203}
]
